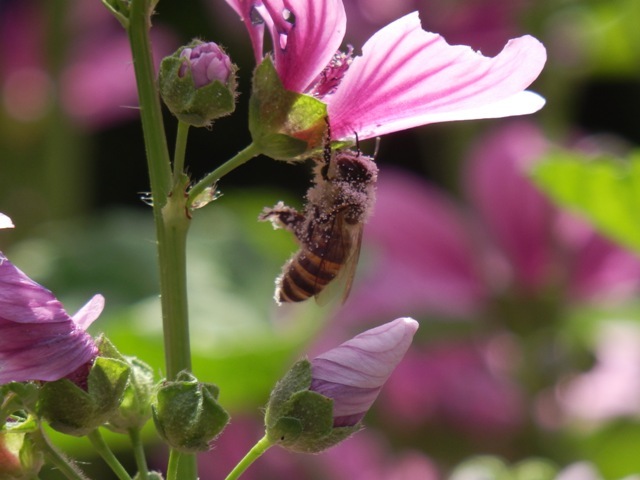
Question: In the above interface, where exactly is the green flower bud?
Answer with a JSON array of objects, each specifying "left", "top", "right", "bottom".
[
  {"left": 249, "top": 57, "right": 328, "bottom": 161},
  {"left": 105, "top": 357, "right": 154, "bottom": 433},
  {"left": 264, "top": 360, "right": 358, "bottom": 453},
  {"left": 37, "top": 356, "right": 130, "bottom": 436},
  {"left": 152, "top": 372, "right": 229, "bottom": 453},
  {"left": 159, "top": 40, "right": 237, "bottom": 127}
]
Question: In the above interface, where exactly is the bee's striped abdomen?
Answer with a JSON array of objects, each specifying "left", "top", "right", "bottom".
[{"left": 277, "top": 249, "right": 344, "bottom": 303}]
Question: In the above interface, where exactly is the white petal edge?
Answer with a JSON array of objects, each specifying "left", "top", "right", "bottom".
[{"left": 0, "top": 213, "right": 14, "bottom": 229}]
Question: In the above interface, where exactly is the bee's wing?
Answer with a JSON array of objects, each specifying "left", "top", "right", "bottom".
[{"left": 315, "top": 219, "right": 364, "bottom": 306}]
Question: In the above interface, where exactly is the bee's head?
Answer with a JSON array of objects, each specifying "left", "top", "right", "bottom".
[{"left": 334, "top": 152, "right": 377, "bottom": 184}]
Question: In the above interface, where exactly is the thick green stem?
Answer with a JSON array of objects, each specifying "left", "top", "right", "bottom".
[
  {"left": 31, "top": 426, "right": 88, "bottom": 480},
  {"left": 187, "top": 143, "right": 261, "bottom": 206},
  {"left": 87, "top": 430, "right": 132, "bottom": 480},
  {"left": 127, "top": 1, "right": 196, "bottom": 478},
  {"left": 166, "top": 450, "right": 182, "bottom": 480},
  {"left": 173, "top": 121, "right": 190, "bottom": 183},
  {"left": 129, "top": 428, "right": 149, "bottom": 479},
  {"left": 224, "top": 435, "right": 273, "bottom": 480}
]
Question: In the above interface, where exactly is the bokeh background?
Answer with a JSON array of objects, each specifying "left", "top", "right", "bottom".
[{"left": 2, "top": 0, "right": 640, "bottom": 478}]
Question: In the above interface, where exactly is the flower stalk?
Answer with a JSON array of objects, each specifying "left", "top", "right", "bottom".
[
  {"left": 223, "top": 435, "right": 273, "bottom": 480},
  {"left": 87, "top": 429, "right": 133, "bottom": 480},
  {"left": 126, "top": 0, "right": 196, "bottom": 478}
]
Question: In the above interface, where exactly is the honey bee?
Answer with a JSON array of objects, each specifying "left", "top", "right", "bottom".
[{"left": 259, "top": 148, "right": 378, "bottom": 304}]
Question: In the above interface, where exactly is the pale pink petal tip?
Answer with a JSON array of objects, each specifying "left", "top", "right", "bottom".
[
  {"left": 72, "top": 294, "right": 105, "bottom": 330},
  {"left": 0, "top": 213, "right": 14, "bottom": 229}
]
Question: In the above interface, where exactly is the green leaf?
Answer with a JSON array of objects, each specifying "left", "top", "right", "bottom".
[{"left": 531, "top": 150, "right": 640, "bottom": 253}]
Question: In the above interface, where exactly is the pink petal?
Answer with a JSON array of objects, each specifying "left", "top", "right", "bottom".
[
  {"left": 263, "top": 0, "right": 346, "bottom": 92},
  {"left": 224, "top": 0, "right": 267, "bottom": 64},
  {"left": 327, "top": 12, "right": 546, "bottom": 140},
  {"left": 72, "top": 294, "right": 105, "bottom": 330},
  {"left": 311, "top": 318, "right": 418, "bottom": 425}
]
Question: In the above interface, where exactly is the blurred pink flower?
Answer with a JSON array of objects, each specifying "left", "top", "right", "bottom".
[
  {"left": 0, "top": 252, "right": 103, "bottom": 384},
  {"left": 224, "top": 0, "right": 546, "bottom": 140},
  {"left": 558, "top": 321, "right": 640, "bottom": 423},
  {"left": 197, "top": 416, "right": 439, "bottom": 480},
  {"left": 0, "top": 0, "right": 176, "bottom": 128},
  {"left": 381, "top": 340, "right": 524, "bottom": 436},
  {"left": 342, "top": 121, "right": 640, "bottom": 322},
  {"left": 310, "top": 317, "right": 419, "bottom": 427}
]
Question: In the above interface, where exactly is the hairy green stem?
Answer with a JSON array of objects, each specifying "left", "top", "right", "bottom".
[
  {"left": 129, "top": 428, "right": 149, "bottom": 479},
  {"left": 187, "top": 143, "right": 261, "bottom": 206},
  {"left": 31, "top": 426, "right": 88, "bottom": 480},
  {"left": 173, "top": 121, "right": 190, "bottom": 184},
  {"left": 87, "top": 430, "right": 132, "bottom": 480},
  {"left": 127, "top": 1, "right": 196, "bottom": 478},
  {"left": 224, "top": 435, "right": 273, "bottom": 480}
]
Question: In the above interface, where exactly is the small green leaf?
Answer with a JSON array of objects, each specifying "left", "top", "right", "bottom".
[{"left": 531, "top": 150, "right": 640, "bottom": 253}]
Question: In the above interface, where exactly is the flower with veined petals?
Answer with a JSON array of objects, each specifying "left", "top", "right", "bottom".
[
  {"left": 224, "top": 0, "right": 546, "bottom": 141},
  {"left": 310, "top": 317, "right": 419, "bottom": 427},
  {"left": 0, "top": 252, "right": 103, "bottom": 385}
]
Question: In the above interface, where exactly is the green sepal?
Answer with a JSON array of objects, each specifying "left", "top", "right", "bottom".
[
  {"left": 38, "top": 356, "right": 130, "bottom": 436},
  {"left": 96, "top": 336, "right": 155, "bottom": 433},
  {"left": 264, "top": 359, "right": 360, "bottom": 453},
  {"left": 249, "top": 57, "right": 327, "bottom": 160},
  {"left": 152, "top": 371, "right": 229, "bottom": 453},
  {"left": 159, "top": 42, "right": 237, "bottom": 128}
]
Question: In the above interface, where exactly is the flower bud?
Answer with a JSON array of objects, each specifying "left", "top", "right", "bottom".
[
  {"left": 38, "top": 355, "right": 130, "bottom": 436},
  {"left": 159, "top": 40, "right": 237, "bottom": 127},
  {"left": 96, "top": 337, "right": 156, "bottom": 434},
  {"left": 264, "top": 318, "right": 418, "bottom": 453},
  {"left": 152, "top": 371, "right": 229, "bottom": 453}
]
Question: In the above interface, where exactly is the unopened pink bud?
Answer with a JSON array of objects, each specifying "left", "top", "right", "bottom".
[{"left": 179, "top": 42, "right": 232, "bottom": 88}]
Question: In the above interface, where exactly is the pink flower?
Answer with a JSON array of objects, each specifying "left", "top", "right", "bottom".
[
  {"left": 224, "top": 0, "right": 546, "bottom": 140},
  {"left": 0, "top": 252, "right": 103, "bottom": 384},
  {"left": 310, "top": 317, "right": 419, "bottom": 427}
]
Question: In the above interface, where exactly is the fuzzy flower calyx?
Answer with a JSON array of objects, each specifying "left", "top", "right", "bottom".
[
  {"left": 159, "top": 40, "right": 237, "bottom": 127},
  {"left": 226, "top": 0, "right": 546, "bottom": 148},
  {"left": 264, "top": 317, "right": 418, "bottom": 453},
  {"left": 0, "top": 252, "right": 102, "bottom": 385}
]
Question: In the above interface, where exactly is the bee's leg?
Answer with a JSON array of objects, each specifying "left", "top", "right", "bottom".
[{"left": 259, "top": 201, "right": 305, "bottom": 234}]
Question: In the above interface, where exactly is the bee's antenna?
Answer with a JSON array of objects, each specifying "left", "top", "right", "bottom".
[{"left": 354, "top": 131, "right": 360, "bottom": 157}]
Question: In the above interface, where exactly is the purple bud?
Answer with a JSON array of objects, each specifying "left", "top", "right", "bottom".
[
  {"left": 310, "top": 317, "right": 419, "bottom": 427},
  {"left": 179, "top": 42, "right": 232, "bottom": 89},
  {"left": 0, "top": 252, "right": 103, "bottom": 385}
]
